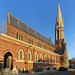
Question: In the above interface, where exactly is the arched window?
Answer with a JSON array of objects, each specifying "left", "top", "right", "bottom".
[
  {"left": 28, "top": 51, "right": 31, "bottom": 61},
  {"left": 52, "top": 57, "right": 54, "bottom": 63},
  {"left": 16, "top": 32, "right": 18, "bottom": 39},
  {"left": 45, "top": 55, "right": 47, "bottom": 62},
  {"left": 35, "top": 53, "right": 38, "bottom": 62},
  {"left": 57, "top": 22, "right": 59, "bottom": 25},
  {"left": 19, "top": 34, "right": 20, "bottom": 40},
  {"left": 57, "top": 57, "right": 59, "bottom": 63},
  {"left": 55, "top": 58, "right": 56, "bottom": 63},
  {"left": 41, "top": 54, "right": 43, "bottom": 61},
  {"left": 19, "top": 49, "right": 23, "bottom": 60},
  {"left": 16, "top": 33, "right": 22, "bottom": 41},
  {"left": 20, "top": 35, "right": 22, "bottom": 41},
  {"left": 57, "top": 30, "right": 59, "bottom": 40},
  {"left": 49, "top": 56, "right": 51, "bottom": 63}
]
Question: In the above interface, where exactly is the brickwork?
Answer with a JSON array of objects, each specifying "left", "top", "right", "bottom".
[
  {"left": 55, "top": 3, "right": 69, "bottom": 67},
  {"left": 0, "top": 34, "right": 60, "bottom": 70},
  {"left": 0, "top": 3, "right": 69, "bottom": 71},
  {"left": 6, "top": 22, "right": 55, "bottom": 52}
]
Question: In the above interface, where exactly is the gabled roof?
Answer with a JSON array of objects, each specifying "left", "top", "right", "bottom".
[
  {"left": 8, "top": 13, "right": 55, "bottom": 47},
  {"left": 54, "top": 47, "right": 65, "bottom": 55}
]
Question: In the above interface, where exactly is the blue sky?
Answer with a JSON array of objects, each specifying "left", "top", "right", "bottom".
[{"left": 0, "top": 0, "right": 75, "bottom": 59}]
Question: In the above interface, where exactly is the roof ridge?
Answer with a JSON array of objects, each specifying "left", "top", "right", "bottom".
[{"left": 9, "top": 13, "right": 51, "bottom": 41}]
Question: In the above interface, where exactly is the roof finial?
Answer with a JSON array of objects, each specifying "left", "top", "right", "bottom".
[
  {"left": 7, "top": 9, "right": 10, "bottom": 24},
  {"left": 49, "top": 37, "right": 52, "bottom": 42}
]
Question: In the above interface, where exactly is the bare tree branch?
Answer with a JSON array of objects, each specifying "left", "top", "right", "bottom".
[{"left": 0, "top": 20, "right": 6, "bottom": 34}]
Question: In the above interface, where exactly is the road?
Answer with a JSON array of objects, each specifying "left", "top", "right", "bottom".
[{"left": 39, "top": 71, "right": 75, "bottom": 75}]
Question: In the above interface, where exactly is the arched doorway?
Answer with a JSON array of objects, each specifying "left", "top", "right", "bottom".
[{"left": 4, "top": 52, "right": 13, "bottom": 70}]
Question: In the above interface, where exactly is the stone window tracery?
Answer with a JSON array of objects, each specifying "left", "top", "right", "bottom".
[
  {"left": 19, "top": 49, "right": 23, "bottom": 60},
  {"left": 40, "top": 54, "right": 43, "bottom": 62},
  {"left": 28, "top": 51, "right": 31, "bottom": 61},
  {"left": 35, "top": 53, "right": 38, "bottom": 62}
]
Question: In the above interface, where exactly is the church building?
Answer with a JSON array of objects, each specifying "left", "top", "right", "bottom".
[{"left": 0, "top": 3, "right": 69, "bottom": 71}]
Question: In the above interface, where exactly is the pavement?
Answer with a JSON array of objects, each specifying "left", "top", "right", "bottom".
[
  {"left": 68, "top": 69, "right": 75, "bottom": 71},
  {"left": 18, "top": 69, "right": 57, "bottom": 75},
  {"left": 3, "top": 68, "right": 75, "bottom": 75},
  {"left": 18, "top": 69, "right": 75, "bottom": 75}
]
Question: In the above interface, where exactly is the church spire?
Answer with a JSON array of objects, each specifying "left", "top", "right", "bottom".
[
  {"left": 55, "top": 3, "right": 65, "bottom": 48},
  {"left": 57, "top": 3, "right": 62, "bottom": 22},
  {"left": 56, "top": 3, "right": 64, "bottom": 28}
]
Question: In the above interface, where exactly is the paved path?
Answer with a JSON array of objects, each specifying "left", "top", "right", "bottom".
[
  {"left": 51, "top": 71, "right": 75, "bottom": 75},
  {"left": 3, "top": 69, "right": 75, "bottom": 75},
  {"left": 18, "top": 70, "right": 57, "bottom": 75},
  {"left": 38, "top": 69, "right": 75, "bottom": 75},
  {"left": 68, "top": 69, "right": 75, "bottom": 71}
]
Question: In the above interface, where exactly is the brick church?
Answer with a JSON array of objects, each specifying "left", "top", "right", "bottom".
[{"left": 0, "top": 3, "right": 69, "bottom": 71}]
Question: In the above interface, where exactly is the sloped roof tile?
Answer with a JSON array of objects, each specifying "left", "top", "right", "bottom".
[
  {"left": 9, "top": 14, "right": 55, "bottom": 47},
  {"left": 54, "top": 47, "right": 65, "bottom": 55}
]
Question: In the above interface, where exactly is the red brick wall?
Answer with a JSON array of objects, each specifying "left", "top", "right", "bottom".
[
  {"left": 6, "top": 23, "right": 55, "bottom": 52},
  {"left": 0, "top": 15, "right": 62, "bottom": 70},
  {"left": 0, "top": 34, "right": 60, "bottom": 70}
]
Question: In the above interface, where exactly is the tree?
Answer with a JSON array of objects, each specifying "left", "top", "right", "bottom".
[
  {"left": 69, "top": 57, "right": 75, "bottom": 65},
  {"left": 71, "top": 58, "right": 75, "bottom": 61},
  {"left": 0, "top": 20, "right": 6, "bottom": 34}
]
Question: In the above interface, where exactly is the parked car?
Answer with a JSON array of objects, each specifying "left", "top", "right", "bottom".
[
  {"left": 59, "top": 67, "right": 64, "bottom": 71},
  {"left": 47, "top": 67, "right": 50, "bottom": 70},
  {"left": 59, "top": 67, "right": 68, "bottom": 71},
  {"left": 54, "top": 67, "right": 56, "bottom": 70},
  {"left": 24, "top": 70, "right": 28, "bottom": 73},
  {"left": 36, "top": 67, "right": 43, "bottom": 72},
  {"left": 64, "top": 67, "right": 68, "bottom": 71}
]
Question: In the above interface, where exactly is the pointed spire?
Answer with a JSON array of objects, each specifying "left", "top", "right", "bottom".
[
  {"left": 57, "top": 3, "right": 63, "bottom": 22},
  {"left": 56, "top": 3, "right": 64, "bottom": 28}
]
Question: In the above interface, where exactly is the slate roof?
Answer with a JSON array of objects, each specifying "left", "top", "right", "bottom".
[
  {"left": 54, "top": 47, "right": 65, "bottom": 55},
  {"left": 9, "top": 14, "right": 55, "bottom": 47}
]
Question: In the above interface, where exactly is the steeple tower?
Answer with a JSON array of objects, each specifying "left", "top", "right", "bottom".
[
  {"left": 56, "top": 3, "right": 64, "bottom": 26},
  {"left": 55, "top": 3, "right": 66, "bottom": 49}
]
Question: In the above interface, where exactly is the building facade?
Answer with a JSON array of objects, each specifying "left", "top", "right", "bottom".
[{"left": 0, "top": 3, "right": 69, "bottom": 71}]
